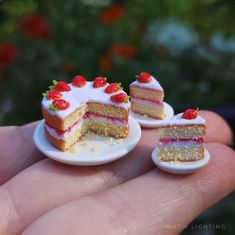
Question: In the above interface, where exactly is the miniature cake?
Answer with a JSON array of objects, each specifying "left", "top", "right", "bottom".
[
  {"left": 129, "top": 72, "right": 165, "bottom": 119},
  {"left": 158, "top": 109, "right": 206, "bottom": 161},
  {"left": 42, "top": 75, "right": 130, "bottom": 151}
]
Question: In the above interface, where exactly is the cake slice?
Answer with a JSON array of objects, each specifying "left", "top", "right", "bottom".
[
  {"left": 42, "top": 76, "right": 130, "bottom": 151},
  {"left": 158, "top": 109, "right": 206, "bottom": 161},
  {"left": 129, "top": 72, "right": 165, "bottom": 119}
]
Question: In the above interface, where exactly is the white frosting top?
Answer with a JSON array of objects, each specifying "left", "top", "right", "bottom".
[
  {"left": 160, "top": 113, "right": 206, "bottom": 126},
  {"left": 130, "top": 76, "right": 163, "bottom": 91},
  {"left": 42, "top": 81, "right": 130, "bottom": 119}
]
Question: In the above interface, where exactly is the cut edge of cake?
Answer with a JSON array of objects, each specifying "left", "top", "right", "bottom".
[
  {"left": 129, "top": 72, "right": 165, "bottom": 119},
  {"left": 42, "top": 76, "right": 130, "bottom": 151},
  {"left": 158, "top": 109, "right": 206, "bottom": 162}
]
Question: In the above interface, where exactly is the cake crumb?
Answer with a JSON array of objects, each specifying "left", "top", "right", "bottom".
[
  {"left": 91, "top": 145, "right": 101, "bottom": 153},
  {"left": 84, "top": 131, "right": 93, "bottom": 141},
  {"left": 115, "top": 138, "right": 124, "bottom": 144},
  {"left": 106, "top": 137, "right": 115, "bottom": 145},
  {"left": 81, "top": 140, "right": 89, "bottom": 147},
  {"left": 69, "top": 145, "right": 79, "bottom": 153},
  {"left": 106, "top": 137, "right": 123, "bottom": 145}
]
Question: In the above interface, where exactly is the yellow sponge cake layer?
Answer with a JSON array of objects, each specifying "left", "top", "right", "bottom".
[
  {"left": 159, "top": 125, "right": 206, "bottom": 139},
  {"left": 159, "top": 146, "right": 204, "bottom": 162},
  {"left": 130, "top": 85, "right": 164, "bottom": 102},
  {"left": 86, "top": 120, "right": 128, "bottom": 138},
  {"left": 88, "top": 102, "right": 128, "bottom": 119},
  {"left": 42, "top": 105, "right": 86, "bottom": 131},
  {"left": 131, "top": 100, "right": 165, "bottom": 119}
]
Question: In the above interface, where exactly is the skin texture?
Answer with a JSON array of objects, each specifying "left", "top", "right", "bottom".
[{"left": 0, "top": 110, "right": 234, "bottom": 235}]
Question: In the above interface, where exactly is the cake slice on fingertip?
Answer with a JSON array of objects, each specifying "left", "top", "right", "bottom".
[
  {"left": 158, "top": 109, "right": 206, "bottom": 162},
  {"left": 129, "top": 72, "right": 165, "bottom": 119}
]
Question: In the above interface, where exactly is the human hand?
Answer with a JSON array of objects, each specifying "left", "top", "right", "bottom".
[{"left": 0, "top": 111, "right": 234, "bottom": 235}]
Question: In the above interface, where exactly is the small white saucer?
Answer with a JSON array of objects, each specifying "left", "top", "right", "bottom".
[
  {"left": 130, "top": 102, "right": 174, "bottom": 128},
  {"left": 151, "top": 147, "right": 210, "bottom": 174},
  {"left": 34, "top": 116, "right": 141, "bottom": 166}
]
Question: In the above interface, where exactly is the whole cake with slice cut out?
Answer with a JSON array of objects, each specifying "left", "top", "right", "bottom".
[
  {"left": 158, "top": 109, "right": 206, "bottom": 161},
  {"left": 129, "top": 72, "right": 165, "bottom": 119},
  {"left": 41, "top": 75, "right": 130, "bottom": 151}
]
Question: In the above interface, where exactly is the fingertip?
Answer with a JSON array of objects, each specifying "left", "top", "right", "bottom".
[{"left": 200, "top": 110, "right": 233, "bottom": 145}]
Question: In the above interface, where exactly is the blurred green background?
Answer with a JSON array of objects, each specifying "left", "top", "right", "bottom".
[{"left": 0, "top": 0, "right": 234, "bottom": 234}]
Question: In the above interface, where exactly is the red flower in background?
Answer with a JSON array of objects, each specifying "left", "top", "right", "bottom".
[
  {"left": 111, "top": 44, "right": 137, "bottom": 59},
  {"left": 0, "top": 42, "right": 17, "bottom": 70},
  {"left": 60, "top": 62, "right": 76, "bottom": 73},
  {"left": 99, "top": 54, "right": 113, "bottom": 70},
  {"left": 155, "top": 46, "right": 169, "bottom": 58},
  {"left": 18, "top": 14, "right": 51, "bottom": 40},
  {"left": 101, "top": 4, "right": 124, "bottom": 25}
]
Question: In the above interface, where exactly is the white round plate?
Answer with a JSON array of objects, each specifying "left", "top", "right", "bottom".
[
  {"left": 34, "top": 116, "right": 141, "bottom": 166},
  {"left": 151, "top": 147, "right": 210, "bottom": 174},
  {"left": 130, "top": 102, "right": 174, "bottom": 128}
]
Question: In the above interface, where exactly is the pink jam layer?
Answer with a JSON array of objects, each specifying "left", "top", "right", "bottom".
[
  {"left": 159, "top": 138, "right": 205, "bottom": 144},
  {"left": 131, "top": 96, "right": 163, "bottom": 106},
  {"left": 46, "top": 112, "right": 128, "bottom": 136},
  {"left": 46, "top": 120, "right": 81, "bottom": 135},
  {"left": 83, "top": 112, "right": 128, "bottom": 124}
]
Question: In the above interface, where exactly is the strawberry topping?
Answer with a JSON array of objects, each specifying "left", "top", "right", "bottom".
[
  {"left": 182, "top": 109, "right": 198, "bottom": 119},
  {"left": 50, "top": 99, "right": 70, "bottom": 111},
  {"left": 105, "top": 83, "right": 121, "bottom": 94},
  {"left": 72, "top": 75, "right": 86, "bottom": 87},
  {"left": 93, "top": 76, "right": 107, "bottom": 88},
  {"left": 54, "top": 81, "right": 71, "bottom": 92},
  {"left": 46, "top": 90, "right": 63, "bottom": 100},
  {"left": 137, "top": 72, "right": 152, "bottom": 83},
  {"left": 111, "top": 93, "right": 129, "bottom": 103}
]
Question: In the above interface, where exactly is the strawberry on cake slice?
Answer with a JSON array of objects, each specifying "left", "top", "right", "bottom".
[
  {"left": 129, "top": 72, "right": 165, "bottom": 119},
  {"left": 42, "top": 75, "right": 130, "bottom": 151},
  {"left": 158, "top": 109, "right": 206, "bottom": 162}
]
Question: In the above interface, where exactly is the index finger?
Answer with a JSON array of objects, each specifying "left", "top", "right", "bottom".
[{"left": 0, "top": 122, "right": 44, "bottom": 185}]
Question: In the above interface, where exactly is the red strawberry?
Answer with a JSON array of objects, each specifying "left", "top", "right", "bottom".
[
  {"left": 93, "top": 76, "right": 107, "bottom": 88},
  {"left": 182, "top": 109, "right": 198, "bottom": 119},
  {"left": 137, "top": 72, "right": 152, "bottom": 83},
  {"left": 72, "top": 75, "right": 86, "bottom": 87},
  {"left": 46, "top": 90, "right": 63, "bottom": 100},
  {"left": 50, "top": 99, "right": 70, "bottom": 111},
  {"left": 54, "top": 81, "right": 71, "bottom": 92},
  {"left": 111, "top": 93, "right": 129, "bottom": 103},
  {"left": 105, "top": 83, "right": 121, "bottom": 94}
]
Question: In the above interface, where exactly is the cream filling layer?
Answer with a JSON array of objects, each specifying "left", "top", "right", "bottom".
[
  {"left": 159, "top": 141, "right": 205, "bottom": 148},
  {"left": 45, "top": 116, "right": 128, "bottom": 140},
  {"left": 131, "top": 97, "right": 163, "bottom": 107}
]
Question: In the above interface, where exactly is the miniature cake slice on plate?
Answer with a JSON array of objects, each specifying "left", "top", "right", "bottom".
[
  {"left": 129, "top": 72, "right": 165, "bottom": 119},
  {"left": 42, "top": 75, "right": 130, "bottom": 151},
  {"left": 158, "top": 109, "right": 206, "bottom": 161}
]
